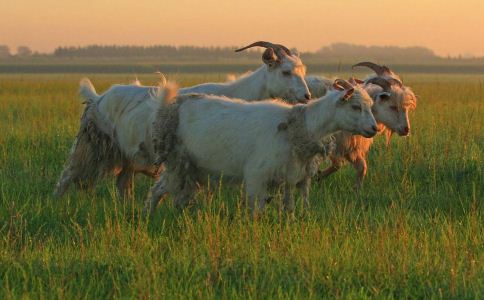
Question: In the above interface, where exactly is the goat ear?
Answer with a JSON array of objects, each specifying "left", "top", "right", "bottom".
[
  {"left": 342, "top": 88, "right": 354, "bottom": 101},
  {"left": 332, "top": 82, "right": 345, "bottom": 91},
  {"left": 262, "top": 48, "right": 278, "bottom": 67},
  {"left": 378, "top": 92, "right": 391, "bottom": 101}
]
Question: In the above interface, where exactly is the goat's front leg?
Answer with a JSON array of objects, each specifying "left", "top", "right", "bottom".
[
  {"left": 53, "top": 164, "right": 75, "bottom": 198},
  {"left": 245, "top": 178, "right": 269, "bottom": 216},
  {"left": 55, "top": 159, "right": 97, "bottom": 197},
  {"left": 351, "top": 156, "right": 367, "bottom": 191},
  {"left": 316, "top": 156, "right": 344, "bottom": 181},
  {"left": 317, "top": 165, "right": 339, "bottom": 179},
  {"left": 53, "top": 138, "right": 82, "bottom": 198},
  {"left": 384, "top": 129, "right": 394, "bottom": 147}
]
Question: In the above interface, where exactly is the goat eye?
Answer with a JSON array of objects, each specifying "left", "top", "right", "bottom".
[
  {"left": 282, "top": 70, "right": 291, "bottom": 76},
  {"left": 390, "top": 106, "right": 398, "bottom": 111},
  {"left": 351, "top": 105, "right": 361, "bottom": 111}
]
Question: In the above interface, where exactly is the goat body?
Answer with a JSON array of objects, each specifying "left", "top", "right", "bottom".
[{"left": 151, "top": 83, "right": 376, "bottom": 213}]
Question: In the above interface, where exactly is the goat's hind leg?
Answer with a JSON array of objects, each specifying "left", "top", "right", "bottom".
[
  {"left": 174, "top": 183, "right": 196, "bottom": 210},
  {"left": 297, "top": 178, "right": 311, "bottom": 209},
  {"left": 143, "top": 173, "right": 168, "bottom": 216},
  {"left": 116, "top": 163, "right": 135, "bottom": 199},
  {"left": 283, "top": 184, "right": 295, "bottom": 212}
]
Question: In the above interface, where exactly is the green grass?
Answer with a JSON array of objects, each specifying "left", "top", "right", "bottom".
[{"left": 0, "top": 73, "right": 482, "bottom": 299}]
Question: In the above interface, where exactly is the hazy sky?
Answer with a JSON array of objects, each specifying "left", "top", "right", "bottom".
[{"left": 1, "top": 0, "right": 483, "bottom": 56}]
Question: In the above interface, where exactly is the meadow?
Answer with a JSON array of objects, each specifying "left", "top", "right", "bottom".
[{"left": 0, "top": 73, "right": 482, "bottom": 298}]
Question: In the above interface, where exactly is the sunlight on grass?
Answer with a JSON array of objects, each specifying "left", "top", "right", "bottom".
[{"left": 0, "top": 74, "right": 482, "bottom": 298}]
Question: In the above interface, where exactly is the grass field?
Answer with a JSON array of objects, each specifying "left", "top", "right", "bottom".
[{"left": 0, "top": 73, "right": 482, "bottom": 298}]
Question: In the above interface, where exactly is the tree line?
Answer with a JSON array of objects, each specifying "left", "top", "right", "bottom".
[{"left": 1, "top": 43, "right": 482, "bottom": 62}]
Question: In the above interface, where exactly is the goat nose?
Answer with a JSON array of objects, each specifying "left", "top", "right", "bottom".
[
  {"left": 402, "top": 126, "right": 410, "bottom": 135},
  {"left": 304, "top": 93, "right": 311, "bottom": 100},
  {"left": 371, "top": 125, "right": 378, "bottom": 132}
]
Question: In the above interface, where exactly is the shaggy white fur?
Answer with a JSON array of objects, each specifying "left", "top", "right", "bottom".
[{"left": 148, "top": 79, "right": 377, "bottom": 214}]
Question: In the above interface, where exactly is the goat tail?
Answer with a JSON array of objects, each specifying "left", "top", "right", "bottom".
[
  {"left": 79, "top": 78, "right": 100, "bottom": 103},
  {"left": 131, "top": 77, "right": 142, "bottom": 86},
  {"left": 226, "top": 73, "right": 237, "bottom": 82},
  {"left": 77, "top": 78, "right": 114, "bottom": 139},
  {"left": 156, "top": 80, "right": 179, "bottom": 106}
]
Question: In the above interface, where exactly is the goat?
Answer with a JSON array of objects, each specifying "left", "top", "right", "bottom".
[
  {"left": 146, "top": 79, "right": 377, "bottom": 215},
  {"left": 309, "top": 62, "right": 417, "bottom": 189},
  {"left": 52, "top": 79, "right": 178, "bottom": 198},
  {"left": 53, "top": 41, "right": 311, "bottom": 199},
  {"left": 181, "top": 41, "right": 311, "bottom": 101}
]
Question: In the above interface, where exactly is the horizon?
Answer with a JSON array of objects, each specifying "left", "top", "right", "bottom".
[
  {"left": 1, "top": 0, "right": 483, "bottom": 57},
  {"left": 2, "top": 43, "right": 482, "bottom": 59}
]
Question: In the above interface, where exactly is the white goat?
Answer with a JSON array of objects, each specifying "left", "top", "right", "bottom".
[
  {"left": 147, "top": 79, "right": 377, "bottom": 214},
  {"left": 181, "top": 41, "right": 311, "bottom": 101},
  {"left": 307, "top": 62, "right": 417, "bottom": 188},
  {"left": 52, "top": 79, "right": 178, "bottom": 199},
  {"left": 53, "top": 41, "right": 311, "bottom": 198}
]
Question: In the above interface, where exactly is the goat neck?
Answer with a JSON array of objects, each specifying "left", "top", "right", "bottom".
[{"left": 303, "top": 92, "right": 339, "bottom": 140}]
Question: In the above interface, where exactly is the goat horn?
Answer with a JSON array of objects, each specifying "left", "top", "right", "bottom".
[
  {"left": 334, "top": 78, "right": 353, "bottom": 90},
  {"left": 365, "top": 77, "right": 392, "bottom": 91},
  {"left": 352, "top": 62, "right": 389, "bottom": 76},
  {"left": 368, "top": 77, "right": 403, "bottom": 89},
  {"left": 235, "top": 41, "right": 291, "bottom": 57},
  {"left": 386, "top": 77, "right": 403, "bottom": 88},
  {"left": 349, "top": 77, "right": 365, "bottom": 85},
  {"left": 155, "top": 71, "right": 167, "bottom": 87},
  {"left": 274, "top": 43, "right": 292, "bottom": 56}
]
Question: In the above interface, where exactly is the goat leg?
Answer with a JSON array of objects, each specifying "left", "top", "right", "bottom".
[
  {"left": 143, "top": 173, "right": 168, "bottom": 217},
  {"left": 351, "top": 156, "right": 367, "bottom": 191}
]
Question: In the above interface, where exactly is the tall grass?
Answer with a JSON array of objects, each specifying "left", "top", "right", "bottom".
[{"left": 0, "top": 74, "right": 482, "bottom": 298}]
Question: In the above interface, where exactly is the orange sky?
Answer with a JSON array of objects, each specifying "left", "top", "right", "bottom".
[{"left": 1, "top": 0, "right": 483, "bottom": 56}]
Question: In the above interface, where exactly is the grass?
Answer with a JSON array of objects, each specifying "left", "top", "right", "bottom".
[{"left": 0, "top": 73, "right": 483, "bottom": 299}]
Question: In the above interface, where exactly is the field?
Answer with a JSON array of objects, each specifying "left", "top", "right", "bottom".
[{"left": 0, "top": 73, "right": 482, "bottom": 298}]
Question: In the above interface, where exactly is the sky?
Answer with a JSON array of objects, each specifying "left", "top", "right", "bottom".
[{"left": 1, "top": 0, "right": 483, "bottom": 56}]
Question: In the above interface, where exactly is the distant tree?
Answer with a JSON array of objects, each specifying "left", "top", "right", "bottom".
[
  {"left": 309, "top": 43, "right": 437, "bottom": 62},
  {"left": 46, "top": 43, "right": 459, "bottom": 63},
  {"left": 52, "top": 44, "right": 261, "bottom": 60},
  {"left": 17, "top": 46, "right": 32, "bottom": 57},
  {"left": 0, "top": 45, "right": 10, "bottom": 58}
]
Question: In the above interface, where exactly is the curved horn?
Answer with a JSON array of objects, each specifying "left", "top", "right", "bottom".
[
  {"left": 274, "top": 43, "right": 292, "bottom": 56},
  {"left": 366, "top": 77, "right": 391, "bottom": 91},
  {"left": 352, "top": 61, "right": 389, "bottom": 76},
  {"left": 349, "top": 77, "right": 365, "bottom": 85},
  {"left": 386, "top": 77, "right": 403, "bottom": 88},
  {"left": 235, "top": 41, "right": 291, "bottom": 57},
  {"left": 334, "top": 78, "right": 353, "bottom": 90},
  {"left": 155, "top": 71, "right": 167, "bottom": 87}
]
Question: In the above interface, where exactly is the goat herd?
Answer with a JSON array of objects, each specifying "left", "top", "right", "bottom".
[{"left": 52, "top": 41, "right": 417, "bottom": 216}]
